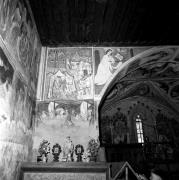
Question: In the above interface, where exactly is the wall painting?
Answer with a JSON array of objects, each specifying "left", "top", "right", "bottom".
[
  {"left": 33, "top": 100, "right": 98, "bottom": 162},
  {"left": 44, "top": 48, "right": 93, "bottom": 101}
]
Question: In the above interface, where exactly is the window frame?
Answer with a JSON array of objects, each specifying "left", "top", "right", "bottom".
[{"left": 135, "top": 114, "right": 144, "bottom": 143}]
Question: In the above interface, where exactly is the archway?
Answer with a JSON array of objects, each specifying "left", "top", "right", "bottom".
[{"left": 97, "top": 46, "right": 179, "bottom": 163}]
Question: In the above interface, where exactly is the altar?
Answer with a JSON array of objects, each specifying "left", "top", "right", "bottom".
[
  {"left": 19, "top": 162, "right": 109, "bottom": 180},
  {"left": 19, "top": 161, "right": 141, "bottom": 180}
]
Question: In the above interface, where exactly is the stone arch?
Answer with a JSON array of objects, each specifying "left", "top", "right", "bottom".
[
  {"left": 98, "top": 46, "right": 179, "bottom": 105},
  {"left": 98, "top": 46, "right": 179, "bottom": 146}
]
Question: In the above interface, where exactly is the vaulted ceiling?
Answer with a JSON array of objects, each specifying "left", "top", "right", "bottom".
[{"left": 28, "top": 0, "right": 179, "bottom": 46}]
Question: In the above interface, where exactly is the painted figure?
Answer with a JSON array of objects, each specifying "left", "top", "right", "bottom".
[
  {"left": 95, "top": 49, "right": 115, "bottom": 85},
  {"left": 64, "top": 109, "right": 74, "bottom": 127},
  {"left": 95, "top": 49, "right": 121, "bottom": 85},
  {"left": 46, "top": 49, "right": 93, "bottom": 100},
  {"left": 47, "top": 69, "right": 66, "bottom": 98}
]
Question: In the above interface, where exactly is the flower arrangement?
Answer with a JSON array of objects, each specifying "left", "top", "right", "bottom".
[
  {"left": 87, "top": 138, "right": 99, "bottom": 161},
  {"left": 37, "top": 139, "right": 51, "bottom": 162},
  {"left": 38, "top": 139, "right": 51, "bottom": 156}
]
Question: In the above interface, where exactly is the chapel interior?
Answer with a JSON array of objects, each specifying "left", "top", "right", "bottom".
[{"left": 0, "top": 0, "right": 179, "bottom": 180}]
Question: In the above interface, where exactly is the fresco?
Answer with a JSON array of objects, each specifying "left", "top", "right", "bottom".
[
  {"left": 156, "top": 111, "right": 176, "bottom": 142},
  {"left": 0, "top": 0, "right": 41, "bottom": 91},
  {"left": 39, "top": 47, "right": 150, "bottom": 100},
  {"left": 93, "top": 47, "right": 150, "bottom": 95},
  {"left": 0, "top": 72, "right": 35, "bottom": 179},
  {"left": 94, "top": 47, "right": 127, "bottom": 95},
  {"left": 0, "top": 49, "right": 34, "bottom": 180},
  {"left": 0, "top": 141, "right": 29, "bottom": 180},
  {"left": 0, "top": 0, "right": 41, "bottom": 179},
  {"left": 99, "top": 47, "right": 179, "bottom": 148},
  {"left": 0, "top": 47, "right": 14, "bottom": 124},
  {"left": 44, "top": 48, "right": 93, "bottom": 100},
  {"left": 33, "top": 100, "right": 98, "bottom": 162},
  {"left": 12, "top": 76, "right": 27, "bottom": 124},
  {"left": 29, "top": 45, "right": 41, "bottom": 90},
  {"left": 100, "top": 107, "right": 129, "bottom": 145},
  {"left": 12, "top": 75, "right": 35, "bottom": 131},
  {"left": 0, "top": 0, "right": 11, "bottom": 38}
]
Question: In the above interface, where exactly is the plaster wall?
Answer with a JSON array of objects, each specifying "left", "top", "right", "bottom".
[
  {"left": 34, "top": 46, "right": 151, "bottom": 161},
  {"left": 0, "top": 0, "right": 41, "bottom": 179}
]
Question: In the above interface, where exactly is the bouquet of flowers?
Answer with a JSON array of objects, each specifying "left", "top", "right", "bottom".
[
  {"left": 87, "top": 138, "right": 99, "bottom": 161},
  {"left": 37, "top": 139, "right": 50, "bottom": 162}
]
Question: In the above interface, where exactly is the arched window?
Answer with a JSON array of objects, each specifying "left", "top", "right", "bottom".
[{"left": 135, "top": 114, "right": 144, "bottom": 143}]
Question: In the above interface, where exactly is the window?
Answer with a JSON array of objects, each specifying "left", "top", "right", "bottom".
[{"left": 135, "top": 114, "right": 144, "bottom": 143}]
